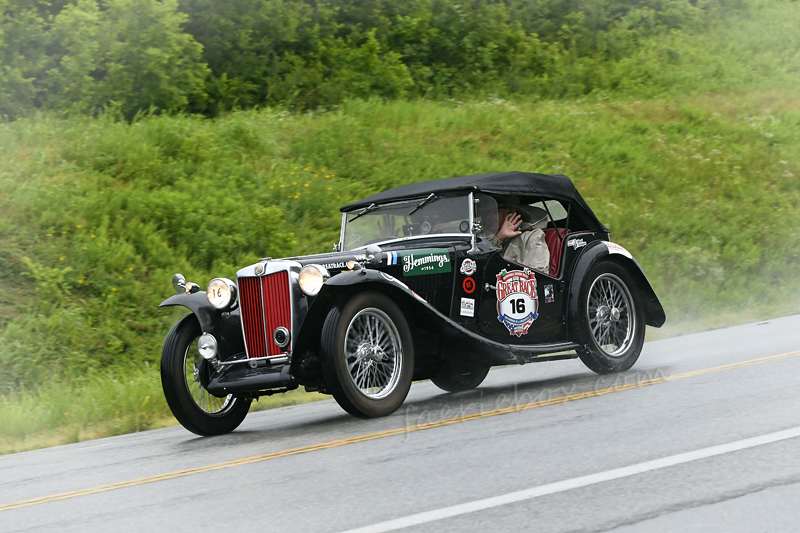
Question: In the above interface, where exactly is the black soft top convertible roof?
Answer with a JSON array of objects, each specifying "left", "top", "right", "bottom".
[{"left": 341, "top": 171, "right": 607, "bottom": 232}]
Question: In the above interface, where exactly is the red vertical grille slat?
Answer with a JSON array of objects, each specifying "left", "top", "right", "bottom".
[
  {"left": 261, "top": 271, "right": 290, "bottom": 356},
  {"left": 238, "top": 277, "right": 267, "bottom": 359}
]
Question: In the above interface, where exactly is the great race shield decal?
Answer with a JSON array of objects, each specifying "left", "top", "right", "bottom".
[{"left": 496, "top": 268, "right": 539, "bottom": 336}]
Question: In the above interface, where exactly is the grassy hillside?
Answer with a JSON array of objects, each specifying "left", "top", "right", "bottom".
[{"left": 1, "top": 0, "right": 800, "bottom": 452}]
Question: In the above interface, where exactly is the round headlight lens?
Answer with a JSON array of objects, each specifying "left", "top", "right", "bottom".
[
  {"left": 206, "top": 278, "right": 237, "bottom": 310},
  {"left": 299, "top": 265, "right": 329, "bottom": 296},
  {"left": 198, "top": 333, "right": 218, "bottom": 360}
]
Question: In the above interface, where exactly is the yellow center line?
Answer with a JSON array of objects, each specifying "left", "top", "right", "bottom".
[{"left": 2, "top": 349, "right": 799, "bottom": 513}]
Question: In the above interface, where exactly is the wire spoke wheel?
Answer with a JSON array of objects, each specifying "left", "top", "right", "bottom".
[
  {"left": 587, "top": 273, "right": 635, "bottom": 357},
  {"left": 576, "top": 262, "right": 645, "bottom": 375},
  {"left": 321, "top": 292, "right": 414, "bottom": 418},
  {"left": 344, "top": 308, "right": 403, "bottom": 400},
  {"left": 161, "top": 315, "right": 251, "bottom": 435},
  {"left": 184, "top": 338, "right": 234, "bottom": 415}
]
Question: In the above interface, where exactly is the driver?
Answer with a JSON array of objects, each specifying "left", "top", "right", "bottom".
[{"left": 487, "top": 195, "right": 550, "bottom": 274}]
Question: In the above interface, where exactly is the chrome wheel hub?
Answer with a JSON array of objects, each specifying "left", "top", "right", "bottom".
[
  {"left": 587, "top": 273, "right": 635, "bottom": 357},
  {"left": 345, "top": 308, "right": 403, "bottom": 399}
]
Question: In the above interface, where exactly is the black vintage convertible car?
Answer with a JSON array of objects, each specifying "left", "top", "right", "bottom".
[{"left": 160, "top": 172, "right": 666, "bottom": 435}]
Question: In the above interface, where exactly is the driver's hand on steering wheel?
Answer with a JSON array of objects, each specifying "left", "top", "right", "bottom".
[{"left": 377, "top": 214, "right": 398, "bottom": 238}]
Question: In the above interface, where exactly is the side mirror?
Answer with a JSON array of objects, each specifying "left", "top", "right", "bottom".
[
  {"left": 172, "top": 273, "right": 187, "bottom": 293},
  {"left": 365, "top": 244, "right": 382, "bottom": 265}
]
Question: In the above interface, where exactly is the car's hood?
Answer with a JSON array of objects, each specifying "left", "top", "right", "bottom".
[{"left": 277, "top": 237, "right": 470, "bottom": 273}]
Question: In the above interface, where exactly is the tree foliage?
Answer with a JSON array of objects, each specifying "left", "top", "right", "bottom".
[
  {"left": 0, "top": 0, "right": 756, "bottom": 119},
  {"left": 1, "top": 0, "right": 207, "bottom": 119}
]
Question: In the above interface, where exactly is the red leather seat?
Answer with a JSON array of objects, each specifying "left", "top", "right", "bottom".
[{"left": 545, "top": 228, "right": 570, "bottom": 277}]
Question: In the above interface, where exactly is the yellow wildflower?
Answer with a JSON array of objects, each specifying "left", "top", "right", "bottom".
[
  {"left": 118, "top": 276, "right": 123, "bottom": 279},
  {"left": 83, "top": 247, "right": 87, "bottom": 250},
  {"left": 112, "top": 288, "right": 117, "bottom": 291},
  {"left": 269, "top": 185, "right": 274, "bottom": 189},
  {"left": 293, "top": 182, "right": 297, "bottom": 185},
  {"left": 101, "top": 293, "right": 106, "bottom": 297},
  {"left": 304, "top": 183, "right": 309, "bottom": 187},
  {"left": 59, "top": 257, "right": 64, "bottom": 261},
  {"left": 91, "top": 234, "right": 96, "bottom": 238},
  {"left": 327, "top": 187, "right": 332, "bottom": 190},
  {"left": 97, "top": 243, "right": 102, "bottom": 247},
  {"left": 78, "top": 280, "right": 83, "bottom": 284},
  {"left": 77, "top": 225, "right": 82, "bottom": 228},
  {"left": 314, "top": 174, "right": 318, "bottom": 178},
  {"left": 280, "top": 184, "right": 285, "bottom": 188},
  {"left": 129, "top": 268, "right": 133, "bottom": 271},
  {"left": 290, "top": 172, "right": 295, "bottom": 175}
]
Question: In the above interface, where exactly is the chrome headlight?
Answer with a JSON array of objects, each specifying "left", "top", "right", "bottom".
[
  {"left": 206, "top": 278, "right": 237, "bottom": 310},
  {"left": 299, "top": 264, "right": 329, "bottom": 296},
  {"left": 197, "top": 333, "right": 218, "bottom": 360}
]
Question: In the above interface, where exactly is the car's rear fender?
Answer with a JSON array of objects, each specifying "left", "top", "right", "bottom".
[
  {"left": 567, "top": 241, "right": 666, "bottom": 334},
  {"left": 159, "top": 292, "right": 245, "bottom": 359}
]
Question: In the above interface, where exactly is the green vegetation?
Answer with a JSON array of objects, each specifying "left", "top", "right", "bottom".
[
  {"left": 1, "top": 0, "right": 795, "bottom": 118},
  {"left": 1, "top": 0, "right": 800, "bottom": 452}
]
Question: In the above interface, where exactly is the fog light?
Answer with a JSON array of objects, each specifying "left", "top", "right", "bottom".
[
  {"left": 273, "top": 327, "right": 291, "bottom": 348},
  {"left": 198, "top": 333, "right": 218, "bottom": 360}
]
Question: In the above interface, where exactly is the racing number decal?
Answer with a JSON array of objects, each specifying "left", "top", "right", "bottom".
[
  {"left": 496, "top": 268, "right": 539, "bottom": 336},
  {"left": 462, "top": 276, "right": 476, "bottom": 294}
]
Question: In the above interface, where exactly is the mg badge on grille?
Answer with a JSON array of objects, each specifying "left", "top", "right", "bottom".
[{"left": 254, "top": 264, "right": 264, "bottom": 275}]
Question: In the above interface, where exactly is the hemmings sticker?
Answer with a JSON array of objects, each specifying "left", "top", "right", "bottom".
[
  {"left": 567, "top": 238, "right": 587, "bottom": 250},
  {"left": 460, "top": 258, "right": 477, "bottom": 275},
  {"left": 460, "top": 297, "right": 475, "bottom": 317},
  {"left": 496, "top": 268, "right": 539, "bottom": 336},
  {"left": 400, "top": 249, "right": 451, "bottom": 277}
]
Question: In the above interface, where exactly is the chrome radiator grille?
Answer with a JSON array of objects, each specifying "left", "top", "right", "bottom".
[{"left": 238, "top": 271, "right": 291, "bottom": 358}]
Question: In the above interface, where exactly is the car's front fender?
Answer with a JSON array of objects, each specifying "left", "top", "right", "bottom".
[
  {"left": 159, "top": 292, "right": 245, "bottom": 359},
  {"left": 567, "top": 241, "right": 666, "bottom": 332}
]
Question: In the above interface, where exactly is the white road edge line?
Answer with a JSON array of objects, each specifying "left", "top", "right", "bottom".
[{"left": 341, "top": 426, "right": 800, "bottom": 533}]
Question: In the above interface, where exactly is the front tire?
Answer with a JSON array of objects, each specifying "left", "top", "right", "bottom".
[
  {"left": 161, "top": 315, "right": 251, "bottom": 436},
  {"left": 576, "top": 262, "right": 645, "bottom": 374},
  {"left": 321, "top": 292, "right": 414, "bottom": 418}
]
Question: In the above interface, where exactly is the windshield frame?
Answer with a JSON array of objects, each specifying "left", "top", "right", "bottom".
[{"left": 338, "top": 195, "right": 472, "bottom": 251}]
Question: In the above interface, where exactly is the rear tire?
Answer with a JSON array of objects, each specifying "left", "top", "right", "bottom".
[
  {"left": 161, "top": 315, "right": 251, "bottom": 436},
  {"left": 321, "top": 292, "right": 414, "bottom": 418},
  {"left": 575, "top": 262, "right": 645, "bottom": 374}
]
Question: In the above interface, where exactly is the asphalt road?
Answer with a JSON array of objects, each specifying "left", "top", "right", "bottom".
[{"left": 2, "top": 315, "right": 800, "bottom": 533}]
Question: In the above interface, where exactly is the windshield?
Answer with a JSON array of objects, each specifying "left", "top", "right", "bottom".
[{"left": 342, "top": 195, "right": 471, "bottom": 251}]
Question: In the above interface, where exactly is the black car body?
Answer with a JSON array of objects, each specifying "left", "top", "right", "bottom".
[{"left": 160, "top": 172, "right": 665, "bottom": 435}]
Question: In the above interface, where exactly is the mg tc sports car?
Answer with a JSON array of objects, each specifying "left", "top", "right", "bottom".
[{"left": 159, "top": 171, "right": 666, "bottom": 435}]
